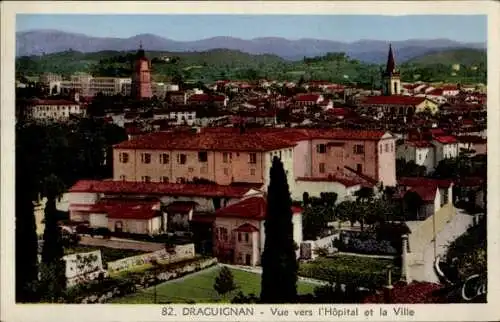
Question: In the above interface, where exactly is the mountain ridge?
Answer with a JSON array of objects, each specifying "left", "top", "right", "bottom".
[{"left": 16, "top": 29, "right": 486, "bottom": 64}]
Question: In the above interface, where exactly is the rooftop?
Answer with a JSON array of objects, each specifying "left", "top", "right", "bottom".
[{"left": 68, "top": 180, "right": 262, "bottom": 198}]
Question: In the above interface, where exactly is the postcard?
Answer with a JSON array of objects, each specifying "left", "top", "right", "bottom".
[{"left": 1, "top": 1, "right": 499, "bottom": 321}]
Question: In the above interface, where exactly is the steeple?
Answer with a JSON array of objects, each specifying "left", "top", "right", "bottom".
[
  {"left": 381, "top": 44, "right": 401, "bottom": 96},
  {"left": 385, "top": 44, "right": 397, "bottom": 75},
  {"left": 136, "top": 41, "right": 146, "bottom": 59}
]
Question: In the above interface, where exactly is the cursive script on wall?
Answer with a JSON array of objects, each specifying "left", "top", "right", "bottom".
[{"left": 461, "top": 274, "right": 487, "bottom": 302}]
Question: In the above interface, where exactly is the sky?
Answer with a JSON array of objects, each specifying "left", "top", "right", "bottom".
[{"left": 16, "top": 14, "right": 487, "bottom": 43}]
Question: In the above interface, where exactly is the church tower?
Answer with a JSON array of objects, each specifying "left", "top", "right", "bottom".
[
  {"left": 382, "top": 44, "right": 401, "bottom": 96},
  {"left": 131, "top": 42, "right": 153, "bottom": 99}
]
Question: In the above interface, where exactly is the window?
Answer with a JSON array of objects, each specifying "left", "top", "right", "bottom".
[
  {"left": 390, "top": 143, "right": 394, "bottom": 152},
  {"left": 223, "top": 168, "right": 229, "bottom": 175},
  {"left": 176, "top": 177, "right": 186, "bottom": 183},
  {"left": 177, "top": 154, "right": 187, "bottom": 164},
  {"left": 317, "top": 144, "right": 326, "bottom": 153},
  {"left": 356, "top": 164, "right": 363, "bottom": 173},
  {"left": 385, "top": 144, "right": 389, "bottom": 153},
  {"left": 353, "top": 144, "right": 365, "bottom": 154},
  {"left": 141, "top": 153, "right": 151, "bottom": 164},
  {"left": 250, "top": 169, "right": 256, "bottom": 176},
  {"left": 319, "top": 163, "right": 326, "bottom": 173},
  {"left": 249, "top": 153, "right": 257, "bottom": 164},
  {"left": 238, "top": 232, "right": 242, "bottom": 242},
  {"left": 161, "top": 176, "right": 169, "bottom": 183},
  {"left": 119, "top": 175, "right": 126, "bottom": 181},
  {"left": 279, "top": 151, "right": 282, "bottom": 159},
  {"left": 245, "top": 233, "right": 249, "bottom": 242},
  {"left": 188, "top": 167, "right": 194, "bottom": 173},
  {"left": 119, "top": 152, "right": 129, "bottom": 163},
  {"left": 222, "top": 152, "right": 231, "bottom": 163},
  {"left": 160, "top": 153, "right": 169, "bottom": 164},
  {"left": 198, "top": 151, "right": 208, "bottom": 162},
  {"left": 141, "top": 176, "right": 151, "bottom": 183}
]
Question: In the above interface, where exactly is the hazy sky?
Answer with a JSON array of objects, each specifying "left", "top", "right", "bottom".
[{"left": 16, "top": 14, "right": 487, "bottom": 43}]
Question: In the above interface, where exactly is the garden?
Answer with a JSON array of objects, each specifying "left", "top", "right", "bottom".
[
  {"left": 112, "top": 266, "right": 317, "bottom": 304},
  {"left": 298, "top": 255, "right": 401, "bottom": 290}
]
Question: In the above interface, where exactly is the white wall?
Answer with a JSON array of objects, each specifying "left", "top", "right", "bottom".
[
  {"left": 263, "top": 147, "right": 295, "bottom": 193},
  {"left": 68, "top": 192, "right": 99, "bottom": 205},
  {"left": 292, "top": 179, "right": 360, "bottom": 203}
]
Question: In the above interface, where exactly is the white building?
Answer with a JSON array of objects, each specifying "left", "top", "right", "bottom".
[
  {"left": 26, "top": 99, "right": 85, "bottom": 122},
  {"left": 397, "top": 141, "right": 436, "bottom": 173},
  {"left": 432, "top": 136, "right": 459, "bottom": 165}
]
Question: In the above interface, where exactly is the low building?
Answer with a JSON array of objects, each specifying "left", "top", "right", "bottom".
[
  {"left": 432, "top": 136, "right": 459, "bottom": 164},
  {"left": 213, "top": 194, "right": 303, "bottom": 266},
  {"left": 397, "top": 140, "right": 435, "bottom": 173}
]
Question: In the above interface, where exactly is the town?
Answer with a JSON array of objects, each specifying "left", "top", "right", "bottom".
[{"left": 15, "top": 29, "right": 487, "bottom": 304}]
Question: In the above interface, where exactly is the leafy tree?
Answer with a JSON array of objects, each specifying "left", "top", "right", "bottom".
[
  {"left": 213, "top": 266, "right": 237, "bottom": 298},
  {"left": 260, "top": 157, "right": 298, "bottom": 303},
  {"left": 302, "top": 205, "right": 334, "bottom": 240},
  {"left": 40, "top": 174, "right": 67, "bottom": 302}
]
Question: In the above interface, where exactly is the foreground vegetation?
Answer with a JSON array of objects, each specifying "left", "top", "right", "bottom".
[
  {"left": 299, "top": 255, "right": 401, "bottom": 289},
  {"left": 113, "top": 267, "right": 316, "bottom": 304}
]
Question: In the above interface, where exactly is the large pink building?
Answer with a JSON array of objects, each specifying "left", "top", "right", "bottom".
[{"left": 113, "top": 128, "right": 397, "bottom": 192}]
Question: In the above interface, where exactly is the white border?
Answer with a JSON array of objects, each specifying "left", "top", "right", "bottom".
[{"left": 1, "top": 1, "right": 499, "bottom": 321}]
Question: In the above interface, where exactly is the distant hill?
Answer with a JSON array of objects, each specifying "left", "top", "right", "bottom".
[
  {"left": 405, "top": 48, "right": 486, "bottom": 66},
  {"left": 16, "top": 29, "right": 486, "bottom": 64}
]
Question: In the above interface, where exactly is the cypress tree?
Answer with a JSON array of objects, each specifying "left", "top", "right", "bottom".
[{"left": 260, "top": 157, "right": 298, "bottom": 303}]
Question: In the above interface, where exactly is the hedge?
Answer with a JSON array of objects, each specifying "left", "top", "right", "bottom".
[{"left": 299, "top": 256, "right": 401, "bottom": 290}]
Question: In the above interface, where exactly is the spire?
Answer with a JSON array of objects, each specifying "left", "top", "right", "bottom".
[{"left": 385, "top": 44, "right": 396, "bottom": 74}]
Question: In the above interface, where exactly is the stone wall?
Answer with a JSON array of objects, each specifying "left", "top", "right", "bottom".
[
  {"left": 107, "top": 243, "right": 196, "bottom": 273},
  {"left": 408, "top": 204, "right": 456, "bottom": 254}
]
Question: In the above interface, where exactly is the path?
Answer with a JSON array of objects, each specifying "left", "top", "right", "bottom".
[
  {"left": 410, "top": 209, "right": 474, "bottom": 283},
  {"left": 335, "top": 252, "right": 395, "bottom": 260},
  {"left": 220, "top": 263, "right": 328, "bottom": 286},
  {"left": 79, "top": 236, "right": 165, "bottom": 252}
]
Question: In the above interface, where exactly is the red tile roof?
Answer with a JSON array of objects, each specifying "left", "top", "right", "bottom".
[
  {"left": 359, "top": 95, "right": 426, "bottom": 106},
  {"left": 433, "top": 135, "right": 458, "bottom": 144},
  {"left": 215, "top": 196, "right": 300, "bottom": 220},
  {"left": 69, "top": 199, "right": 161, "bottom": 220},
  {"left": 406, "top": 186, "right": 437, "bottom": 202},
  {"left": 113, "top": 130, "right": 296, "bottom": 152},
  {"left": 188, "top": 94, "right": 226, "bottom": 102},
  {"left": 398, "top": 177, "right": 453, "bottom": 189},
  {"left": 234, "top": 223, "right": 259, "bottom": 233},
  {"left": 295, "top": 94, "right": 321, "bottom": 102},
  {"left": 68, "top": 180, "right": 260, "bottom": 198}
]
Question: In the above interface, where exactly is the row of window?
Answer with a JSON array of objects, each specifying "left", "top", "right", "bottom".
[
  {"left": 269, "top": 149, "right": 292, "bottom": 160},
  {"left": 316, "top": 144, "right": 365, "bottom": 155},
  {"left": 215, "top": 227, "right": 252, "bottom": 243},
  {"left": 119, "top": 151, "right": 259, "bottom": 164},
  {"left": 118, "top": 167, "right": 258, "bottom": 182}
]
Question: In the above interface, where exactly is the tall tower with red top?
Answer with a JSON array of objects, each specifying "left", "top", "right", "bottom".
[
  {"left": 382, "top": 44, "right": 401, "bottom": 96},
  {"left": 131, "top": 42, "right": 153, "bottom": 99}
]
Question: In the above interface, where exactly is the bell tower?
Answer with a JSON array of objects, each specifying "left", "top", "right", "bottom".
[
  {"left": 382, "top": 44, "right": 401, "bottom": 96},
  {"left": 131, "top": 42, "right": 153, "bottom": 99}
]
